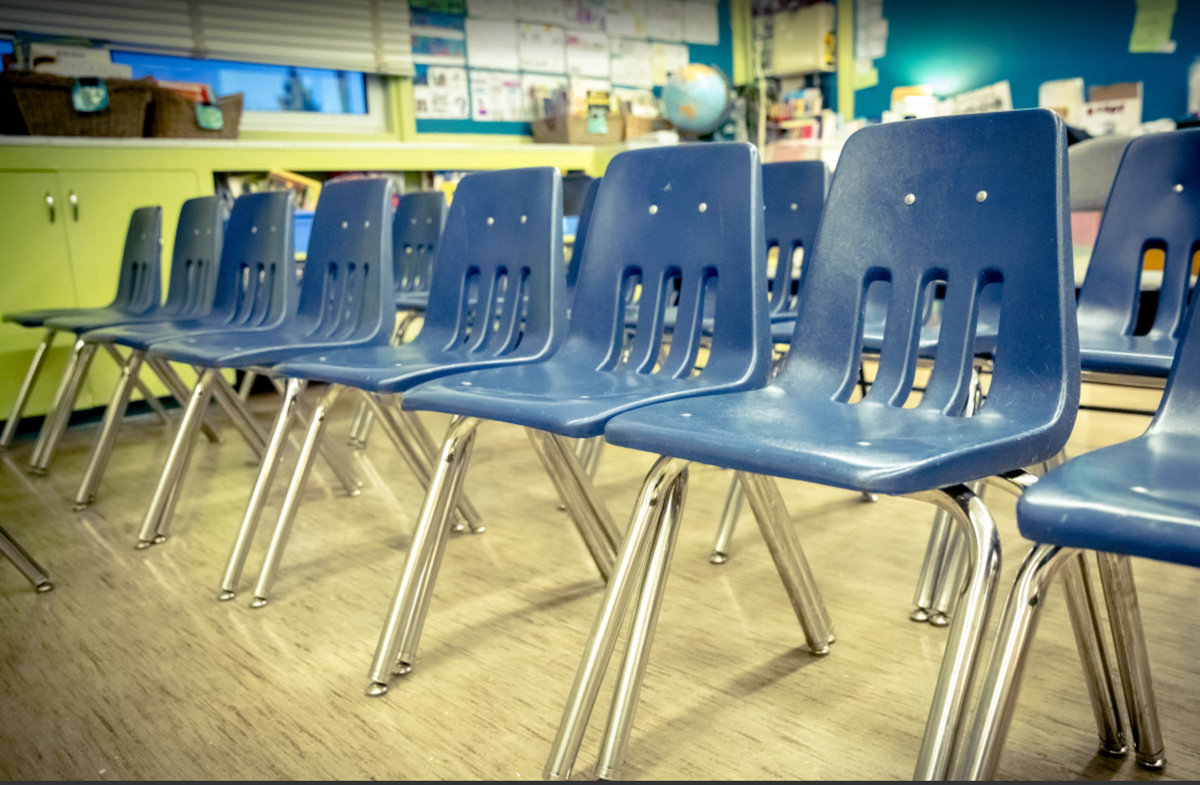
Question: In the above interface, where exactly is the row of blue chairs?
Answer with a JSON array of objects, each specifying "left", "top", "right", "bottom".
[{"left": 3, "top": 109, "right": 1197, "bottom": 781}]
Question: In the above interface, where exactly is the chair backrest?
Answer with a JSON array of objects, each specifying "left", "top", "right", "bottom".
[
  {"left": 209, "top": 191, "right": 295, "bottom": 330},
  {"left": 292, "top": 177, "right": 394, "bottom": 343},
  {"left": 559, "top": 142, "right": 770, "bottom": 383},
  {"left": 1076, "top": 129, "right": 1200, "bottom": 342},
  {"left": 108, "top": 206, "right": 163, "bottom": 315},
  {"left": 1068, "top": 135, "right": 1134, "bottom": 212},
  {"left": 414, "top": 166, "right": 566, "bottom": 361},
  {"left": 562, "top": 172, "right": 595, "bottom": 217},
  {"left": 394, "top": 190, "right": 447, "bottom": 297},
  {"left": 763, "top": 160, "right": 829, "bottom": 319},
  {"left": 565, "top": 176, "right": 601, "bottom": 298},
  {"left": 161, "top": 196, "right": 223, "bottom": 320},
  {"left": 778, "top": 109, "right": 1078, "bottom": 425}
]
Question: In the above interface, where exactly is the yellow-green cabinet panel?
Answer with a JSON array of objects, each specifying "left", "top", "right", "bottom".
[{"left": 0, "top": 169, "right": 204, "bottom": 425}]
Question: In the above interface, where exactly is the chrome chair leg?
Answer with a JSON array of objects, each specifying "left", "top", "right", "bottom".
[
  {"left": 949, "top": 543, "right": 1074, "bottom": 779},
  {"left": 0, "top": 524, "right": 53, "bottom": 592},
  {"left": 217, "top": 377, "right": 308, "bottom": 602},
  {"left": 73, "top": 350, "right": 145, "bottom": 510},
  {"left": 29, "top": 337, "right": 96, "bottom": 475},
  {"left": 912, "top": 510, "right": 954, "bottom": 623},
  {"left": 543, "top": 455, "right": 690, "bottom": 782},
  {"left": 145, "top": 356, "right": 222, "bottom": 443},
  {"left": 135, "top": 368, "right": 218, "bottom": 548},
  {"left": 292, "top": 387, "right": 362, "bottom": 497},
  {"left": 0, "top": 328, "right": 57, "bottom": 451},
  {"left": 366, "top": 415, "right": 482, "bottom": 696},
  {"left": 708, "top": 472, "right": 744, "bottom": 564},
  {"left": 1095, "top": 552, "right": 1166, "bottom": 770},
  {"left": 928, "top": 528, "right": 967, "bottom": 627},
  {"left": 348, "top": 399, "right": 372, "bottom": 448},
  {"left": 1062, "top": 552, "right": 1129, "bottom": 758},
  {"left": 249, "top": 384, "right": 345, "bottom": 608},
  {"left": 99, "top": 342, "right": 169, "bottom": 426},
  {"left": 907, "top": 484, "right": 1001, "bottom": 781},
  {"left": 738, "top": 471, "right": 834, "bottom": 653},
  {"left": 209, "top": 371, "right": 268, "bottom": 459},
  {"left": 525, "top": 428, "right": 621, "bottom": 582},
  {"left": 237, "top": 370, "right": 257, "bottom": 401},
  {"left": 593, "top": 469, "right": 689, "bottom": 781},
  {"left": 369, "top": 395, "right": 482, "bottom": 532}
]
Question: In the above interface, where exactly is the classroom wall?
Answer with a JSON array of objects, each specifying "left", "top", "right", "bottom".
[
  {"left": 416, "top": 0, "right": 734, "bottom": 136},
  {"left": 853, "top": 0, "right": 1200, "bottom": 123}
]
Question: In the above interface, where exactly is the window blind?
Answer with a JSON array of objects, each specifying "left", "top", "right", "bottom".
[{"left": 0, "top": 0, "right": 413, "bottom": 75}]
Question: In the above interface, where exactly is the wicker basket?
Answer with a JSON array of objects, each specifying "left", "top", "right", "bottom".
[
  {"left": 146, "top": 87, "right": 243, "bottom": 139},
  {"left": 0, "top": 71, "right": 151, "bottom": 137}
]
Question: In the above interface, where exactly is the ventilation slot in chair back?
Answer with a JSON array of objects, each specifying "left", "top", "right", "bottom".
[
  {"left": 418, "top": 167, "right": 565, "bottom": 361},
  {"left": 293, "top": 177, "right": 393, "bottom": 343},
  {"left": 564, "top": 142, "right": 768, "bottom": 382},
  {"left": 1077, "top": 128, "right": 1200, "bottom": 342},
  {"left": 209, "top": 191, "right": 294, "bottom": 330},
  {"left": 780, "top": 109, "right": 1077, "bottom": 422}
]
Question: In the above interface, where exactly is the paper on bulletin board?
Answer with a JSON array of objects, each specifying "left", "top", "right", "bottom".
[
  {"left": 414, "top": 65, "right": 471, "bottom": 119},
  {"left": 519, "top": 23, "right": 567, "bottom": 73},
  {"left": 1129, "top": 0, "right": 1177, "bottom": 53},
  {"left": 682, "top": 1, "right": 719, "bottom": 45},
  {"left": 516, "top": 0, "right": 566, "bottom": 24},
  {"left": 467, "top": 0, "right": 517, "bottom": 18},
  {"left": 564, "top": 0, "right": 606, "bottom": 30},
  {"left": 605, "top": 0, "right": 647, "bottom": 38},
  {"left": 611, "top": 38, "right": 655, "bottom": 87},
  {"left": 466, "top": 18, "right": 520, "bottom": 70},
  {"left": 651, "top": 42, "right": 690, "bottom": 85},
  {"left": 411, "top": 0, "right": 466, "bottom": 12},
  {"left": 647, "top": 0, "right": 685, "bottom": 41},
  {"left": 470, "top": 69, "right": 526, "bottom": 121},
  {"left": 566, "top": 30, "right": 611, "bottom": 77},
  {"left": 853, "top": 58, "right": 877, "bottom": 90},
  {"left": 411, "top": 12, "right": 468, "bottom": 66},
  {"left": 1038, "top": 77, "right": 1085, "bottom": 126}
]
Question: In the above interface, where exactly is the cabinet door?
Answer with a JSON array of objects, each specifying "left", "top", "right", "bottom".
[
  {"left": 60, "top": 170, "right": 205, "bottom": 406},
  {"left": 0, "top": 171, "right": 89, "bottom": 419}
]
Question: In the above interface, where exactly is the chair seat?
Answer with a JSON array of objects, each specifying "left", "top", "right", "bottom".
[
  {"left": 146, "top": 328, "right": 388, "bottom": 370},
  {"left": 11, "top": 306, "right": 148, "bottom": 332},
  {"left": 1078, "top": 334, "right": 1176, "bottom": 377},
  {"left": 41, "top": 307, "right": 171, "bottom": 334},
  {"left": 603, "top": 385, "right": 1065, "bottom": 496},
  {"left": 402, "top": 363, "right": 753, "bottom": 440},
  {"left": 1016, "top": 433, "right": 1200, "bottom": 567},
  {"left": 270, "top": 342, "right": 544, "bottom": 392},
  {"left": 3, "top": 308, "right": 95, "bottom": 329}
]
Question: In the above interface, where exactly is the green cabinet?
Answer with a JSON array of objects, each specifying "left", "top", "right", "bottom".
[{"left": 0, "top": 168, "right": 204, "bottom": 421}]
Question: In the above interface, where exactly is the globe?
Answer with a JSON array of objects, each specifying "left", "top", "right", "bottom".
[{"left": 662, "top": 63, "right": 732, "bottom": 136}]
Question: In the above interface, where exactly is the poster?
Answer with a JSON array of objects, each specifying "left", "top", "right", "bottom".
[
  {"left": 604, "top": 0, "right": 647, "bottom": 38},
  {"left": 566, "top": 30, "right": 610, "bottom": 77},
  {"left": 518, "top": 23, "right": 567, "bottom": 73},
  {"left": 414, "top": 64, "right": 471, "bottom": 118},
  {"left": 470, "top": 69, "right": 526, "bottom": 121},
  {"left": 651, "top": 41, "right": 689, "bottom": 84},
  {"left": 610, "top": 38, "right": 654, "bottom": 88},
  {"left": 682, "top": 1, "right": 719, "bottom": 45},
  {"left": 647, "top": 0, "right": 685, "bottom": 41},
  {"left": 516, "top": 0, "right": 566, "bottom": 24},
  {"left": 466, "top": 18, "right": 520, "bottom": 70}
]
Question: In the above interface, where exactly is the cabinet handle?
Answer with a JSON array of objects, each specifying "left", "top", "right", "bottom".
[
  {"left": 69, "top": 190, "right": 79, "bottom": 221},
  {"left": 44, "top": 192, "right": 55, "bottom": 223}
]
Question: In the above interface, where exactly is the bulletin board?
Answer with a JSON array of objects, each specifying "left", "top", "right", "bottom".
[
  {"left": 851, "top": 0, "right": 1200, "bottom": 124},
  {"left": 411, "top": 0, "right": 734, "bottom": 135}
]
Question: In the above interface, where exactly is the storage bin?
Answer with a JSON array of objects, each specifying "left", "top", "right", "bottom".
[
  {"left": 0, "top": 71, "right": 151, "bottom": 137},
  {"left": 531, "top": 114, "right": 624, "bottom": 144},
  {"left": 146, "top": 87, "right": 243, "bottom": 139}
]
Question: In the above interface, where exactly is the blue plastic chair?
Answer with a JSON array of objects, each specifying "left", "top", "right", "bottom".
[
  {"left": 392, "top": 190, "right": 449, "bottom": 325},
  {"left": 358, "top": 143, "right": 798, "bottom": 708},
  {"left": 548, "top": 110, "right": 1081, "bottom": 781},
  {"left": 0, "top": 206, "right": 163, "bottom": 456},
  {"left": 128, "top": 177, "right": 393, "bottom": 551},
  {"left": 209, "top": 166, "right": 568, "bottom": 606},
  {"left": 1074, "top": 128, "right": 1200, "bottom": 384},
  {"left": 952, "top": 283, "right": 1200, "bottom": 782},
  {"left": 70, "top": 192, "right": 293, "bottom": 510}
]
